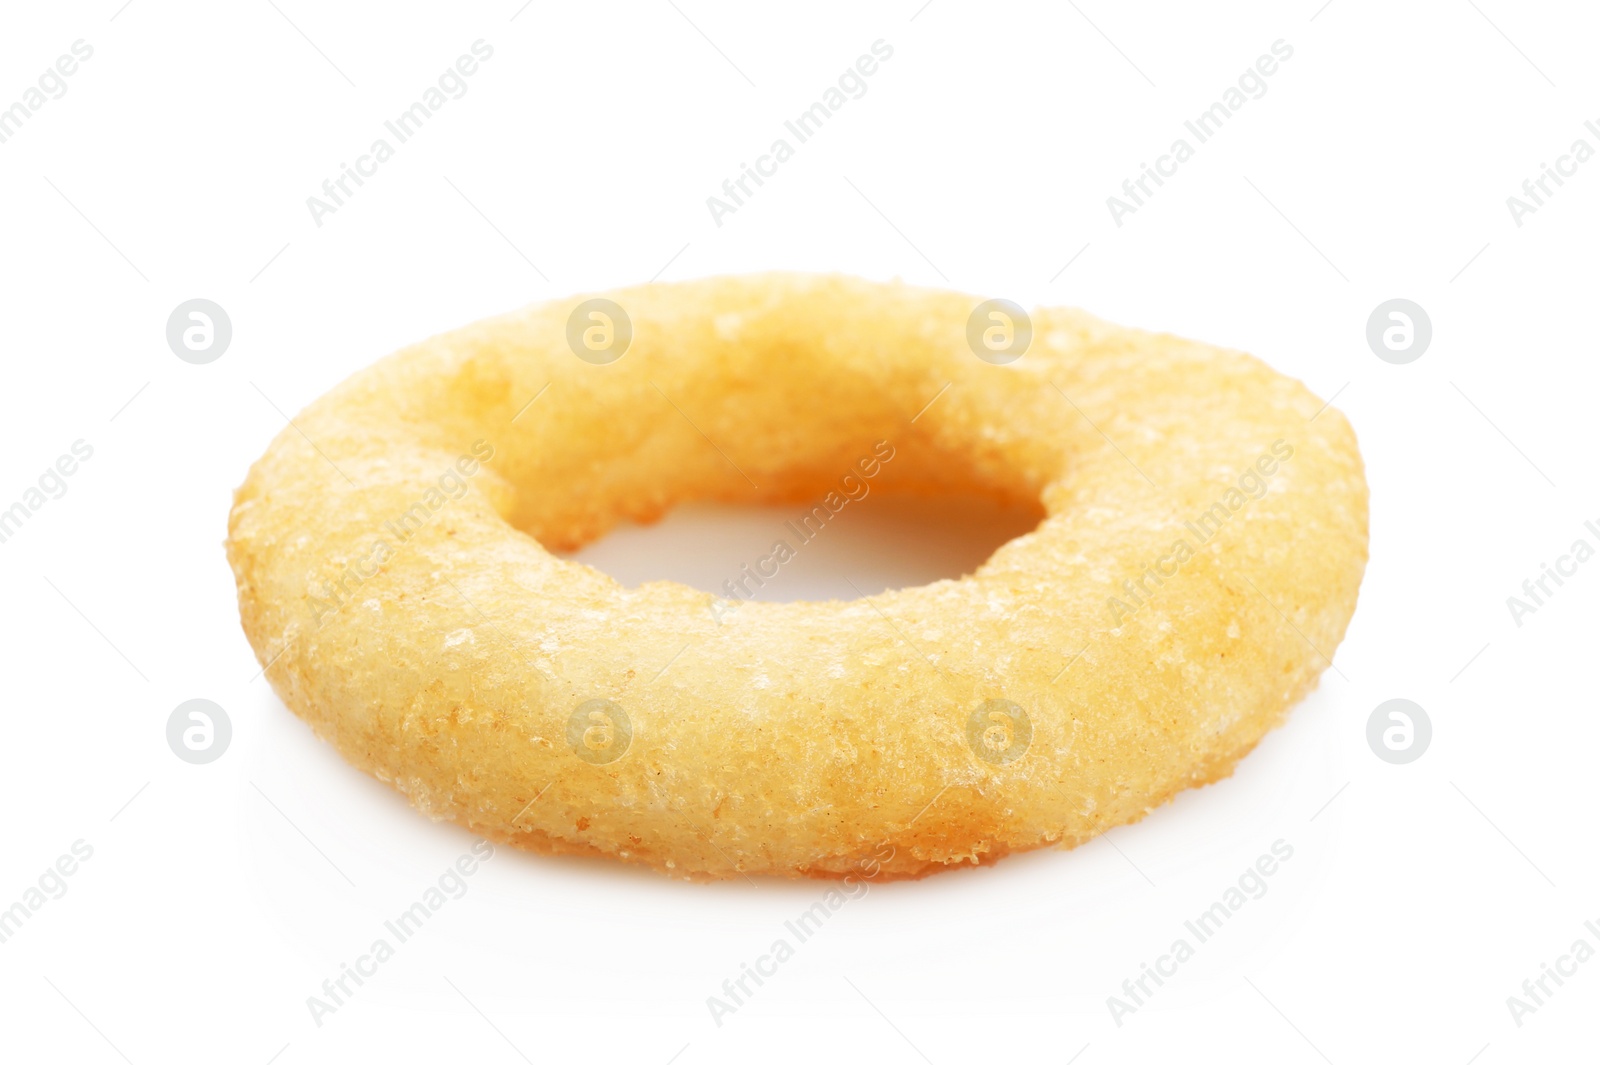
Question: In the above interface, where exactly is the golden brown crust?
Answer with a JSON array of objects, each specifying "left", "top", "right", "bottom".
[{"left": 227, "top": 273, "right": 1367, "bottom": 880}]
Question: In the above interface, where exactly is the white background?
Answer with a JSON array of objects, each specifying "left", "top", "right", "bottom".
[{"left": 1, "top": 1, "right": 1596, "bottom": 1062}]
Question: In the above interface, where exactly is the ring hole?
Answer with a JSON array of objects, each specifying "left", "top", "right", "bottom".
[{"left": 561, "top": 491, "right": 1045, "bottom": 602}]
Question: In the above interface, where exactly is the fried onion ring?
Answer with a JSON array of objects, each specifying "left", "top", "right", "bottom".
[{"left": 227, "top": 273, "right": 1367, "bottom": 880}]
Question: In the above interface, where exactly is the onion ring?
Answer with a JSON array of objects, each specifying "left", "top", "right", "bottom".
[{"left": 227, "top": 274, "right": 1367, "bottom": 880}]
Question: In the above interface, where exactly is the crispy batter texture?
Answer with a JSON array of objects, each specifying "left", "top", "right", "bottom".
[{"left": 227, "top": 274, "right": 1367, "bottom": 880}]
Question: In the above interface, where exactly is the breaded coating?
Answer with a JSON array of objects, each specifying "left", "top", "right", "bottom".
[{"left": 227, "top": 274, "right": 1367, "bottom": 880}]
